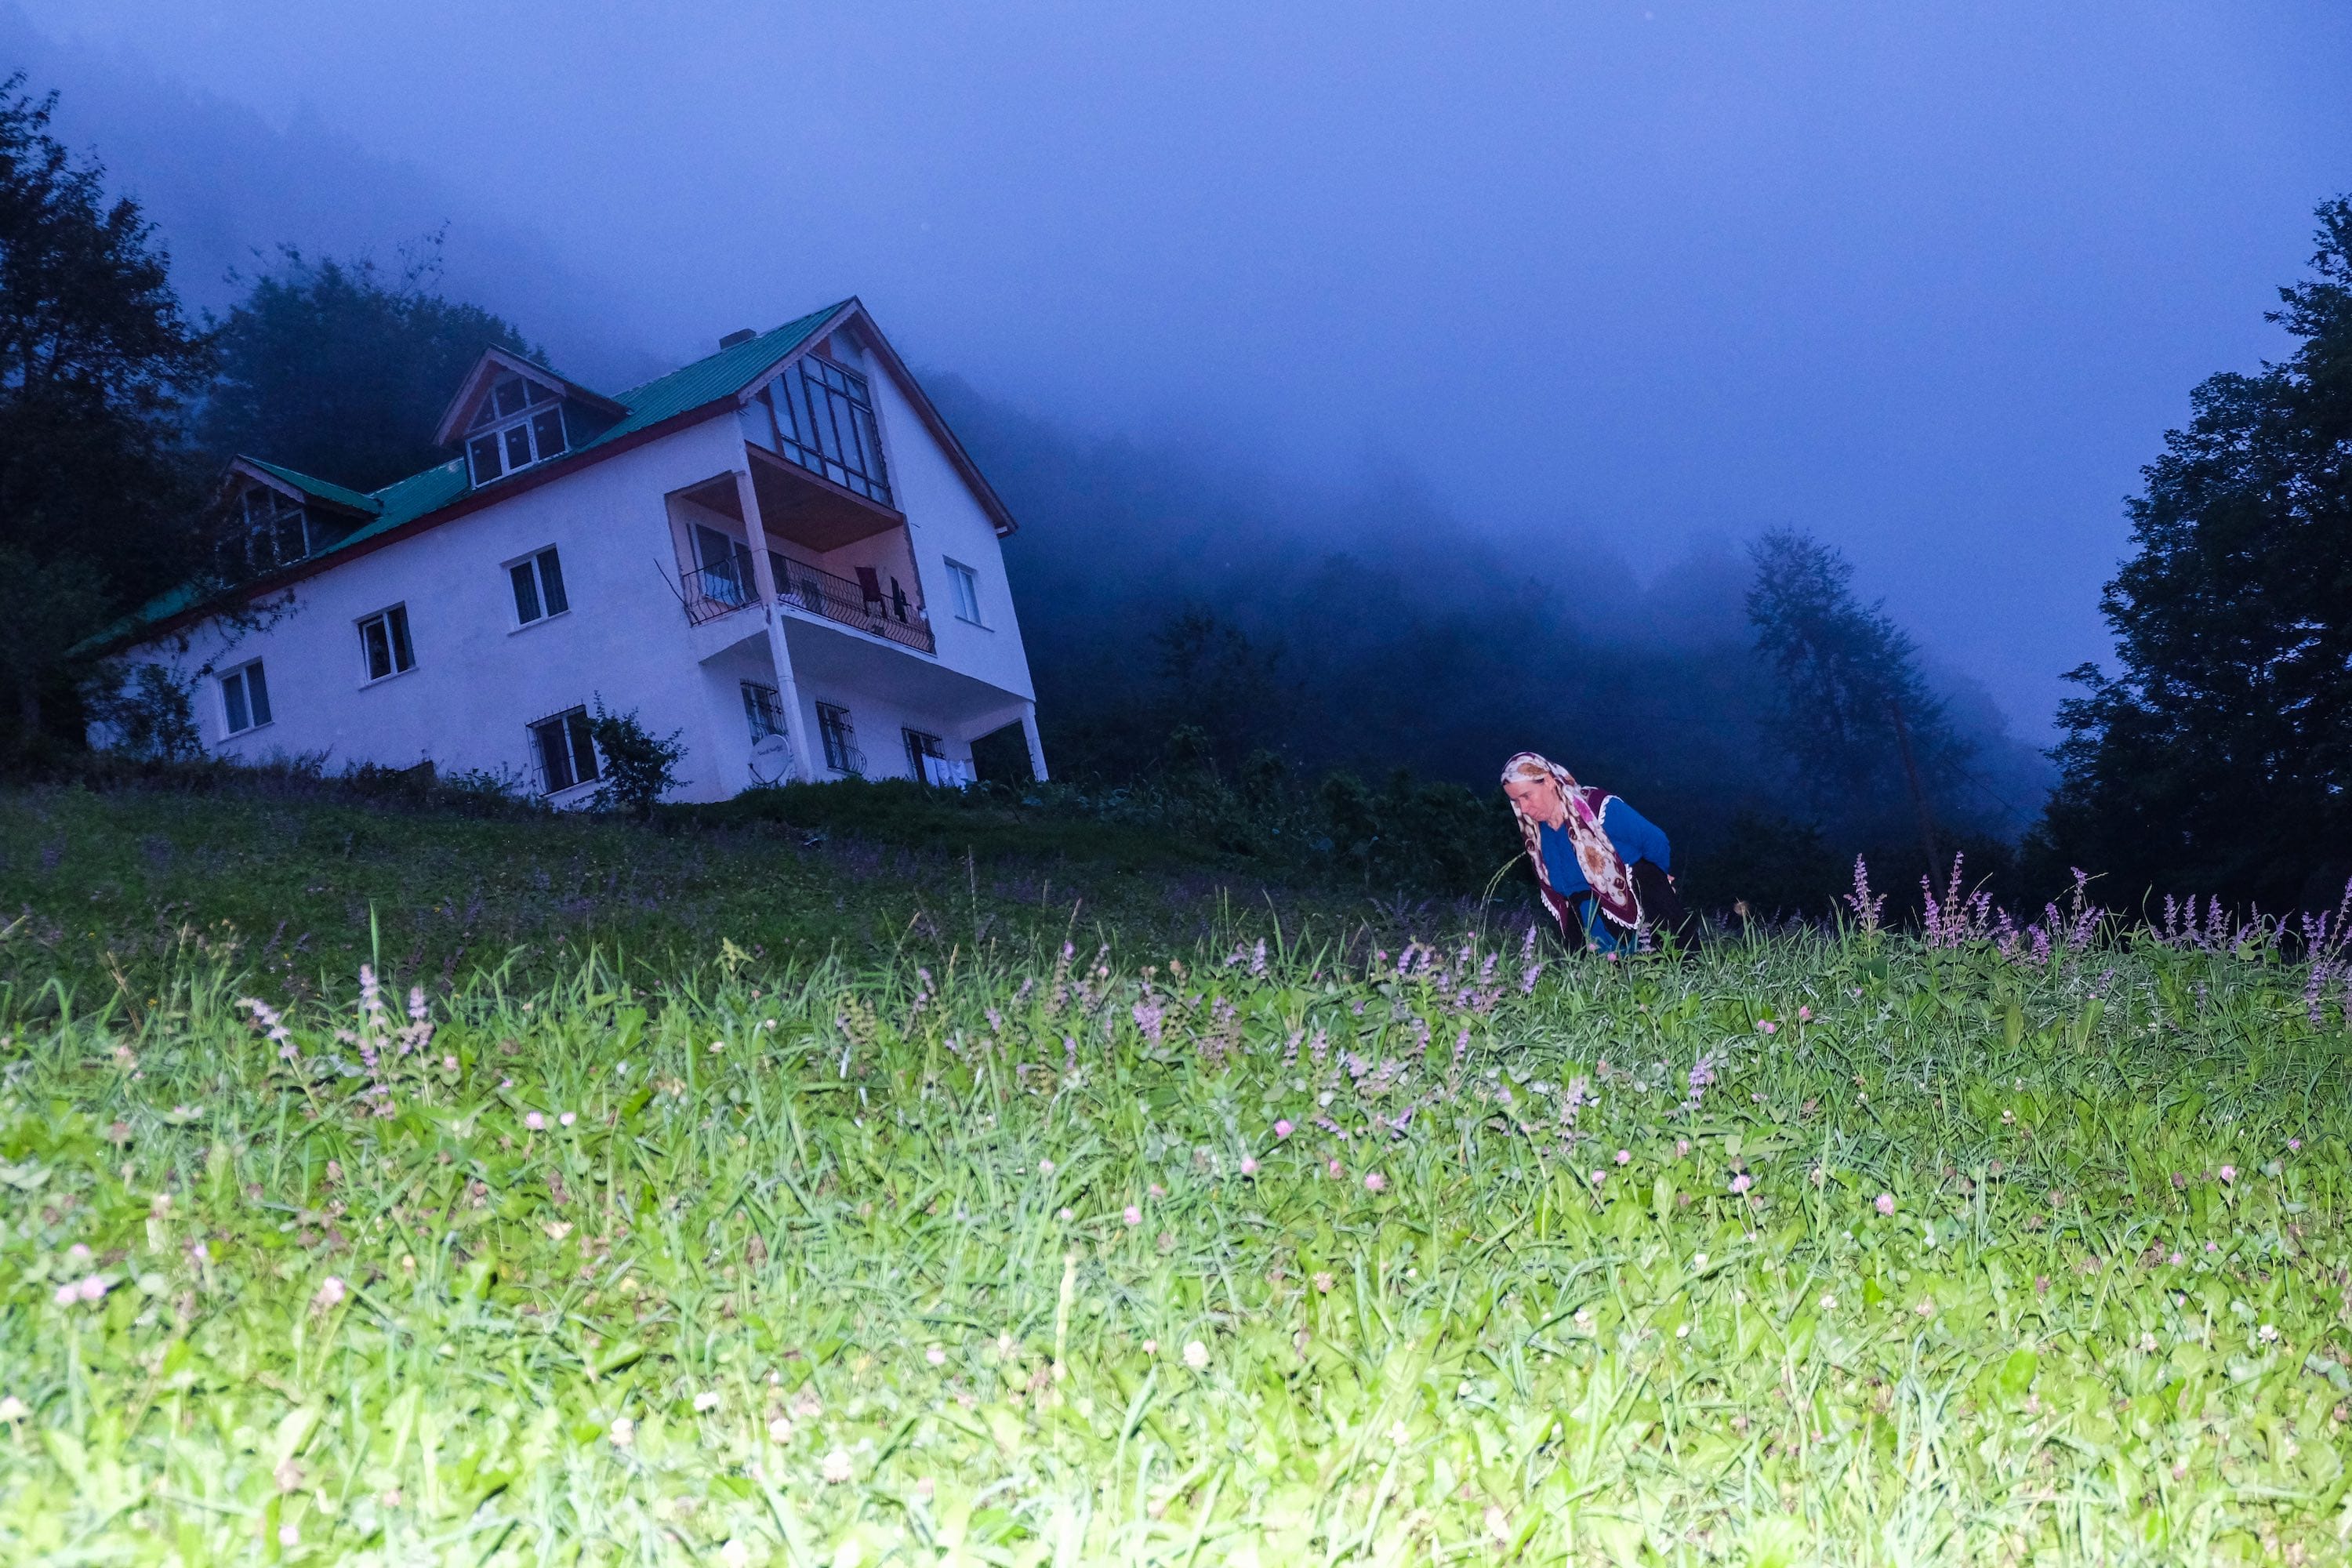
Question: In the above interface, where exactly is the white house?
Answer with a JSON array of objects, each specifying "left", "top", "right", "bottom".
[{"left": 100, "top": 298, "right": 1049, "bottom": 801}]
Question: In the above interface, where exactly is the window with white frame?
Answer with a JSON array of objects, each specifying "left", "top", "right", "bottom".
[
  {"left": 220, "top": 659, "right": 272, "bottom": 735},
  {"left": 742, "top": 681, "right": 786, "bottom": 742},
  {"left": 358, "top": 604, "right": 416, "bottom": 682},
  {"left": 945, "top": 559, "right": 984, "bottom": 626},
  {"left": 528, "top": 706, "right": 600, "bottom": 794},
  {"left": 509, "top": 547, "right": 570, "bottom": 626},
  {"left": 464, "top": 374, "right": 569, "bottom": 485},
  {"left": 817, "top": 702, "right": 861, "bottom": 774},
  {"left": 225, "top": 485, "right": 311, "bottom": 575}
]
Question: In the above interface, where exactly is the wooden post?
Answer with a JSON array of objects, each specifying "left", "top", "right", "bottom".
[{"left": 732, "top": 465, "right": 822, "bottom": 786}]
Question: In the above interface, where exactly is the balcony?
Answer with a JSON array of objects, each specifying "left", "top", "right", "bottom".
[{"left": 682, "top": 551, "right": 936, "bottom": 655}]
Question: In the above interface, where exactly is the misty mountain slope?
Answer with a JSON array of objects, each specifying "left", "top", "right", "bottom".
[
  {"left": 0, "top": 3, "right": 666, "bottom": 392},
  {"left": 932, "top": 376, "right": 2053, "bottom": 852},
  {"left": 932, "top": 375, "right": 2053, "bottom": 854}
]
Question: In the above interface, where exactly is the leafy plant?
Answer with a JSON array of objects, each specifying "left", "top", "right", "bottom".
[
  {"left": 586, "top": 699, "right": 685, "bottom": 822},
  {"left": 82, "top": 661, "right": 200, "bottom": 760}
]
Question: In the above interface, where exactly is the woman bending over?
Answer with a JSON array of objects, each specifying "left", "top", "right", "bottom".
[{"left": 1501, "top": 751, "right": 1687, "bottom": 953}]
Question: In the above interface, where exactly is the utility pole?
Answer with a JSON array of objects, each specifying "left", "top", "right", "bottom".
[{"left": 1887, "top": 698, "right": 1941, "bottom": 876}]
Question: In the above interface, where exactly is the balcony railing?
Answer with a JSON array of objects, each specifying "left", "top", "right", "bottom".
[
  {"left": 681, "top": 552, "right": 935, "bottom": 655},
  {"left": 775, "top": 557, "right": 935, "bottom": 654},
  {"left": 683, "top": 561, "right": 758, "bottom": 623}
]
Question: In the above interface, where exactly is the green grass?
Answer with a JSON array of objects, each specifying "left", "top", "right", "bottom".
[
  {"left": 0, "top": 780, "right": 1377, "bottom": 1007},
  {"left": 4, "top": 786, "right": 2352, "bottom": 1563}
]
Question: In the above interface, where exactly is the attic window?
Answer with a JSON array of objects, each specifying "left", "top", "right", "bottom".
[
  {"left": 223, "top": 485, "right": 313, "bottom": 575},
  {"left": 464, "top": 375, "right": 568, "bottom": 485}
]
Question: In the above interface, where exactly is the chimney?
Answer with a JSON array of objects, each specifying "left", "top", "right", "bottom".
[{"left": 718, "top": 328, "right": 757, "bottom": 350}]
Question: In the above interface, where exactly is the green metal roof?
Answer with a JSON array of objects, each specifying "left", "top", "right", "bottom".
[
  {"left": 321, "top": 460, "right": 474, "bottom": 549},
  {"left": 239, "top": 457, "right": 383, "bottom": 516},
  {"left": 587, "top": 302, "right": 844, "bottom": 448},
  {"left": 94, "top": 300, "right": 853, "bottom": 652}
]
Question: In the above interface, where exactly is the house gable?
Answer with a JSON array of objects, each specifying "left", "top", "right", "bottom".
[
  {"left": 433, "top": 348, "right": 630, "bottom": 490},
  {"left": 738, "top": 303, "right": 1018, "bottom": 538}
]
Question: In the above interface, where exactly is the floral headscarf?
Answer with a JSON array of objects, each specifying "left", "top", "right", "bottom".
[{"left": 1501, "top": 751, "right": 1642, "bottom": 934}]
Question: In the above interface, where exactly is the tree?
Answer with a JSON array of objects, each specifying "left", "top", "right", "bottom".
[
  {"left": 201, "top": 242, "right": 539, "bottom": 492},
  {"left": 84, "top": 662, "right": 201, "bottom": 761},
  {"left": 1745, "top": 528, "right": 1968, "bottom": 863},
  {"left": 0, "top": 74, "right": 212, "bottom": 750},
  {"left": 1150, "top": 607, "right": 1292, "bottom": 776},
  {"left": 2040, "top": 196, "right": 2352, "bottom": 909}
]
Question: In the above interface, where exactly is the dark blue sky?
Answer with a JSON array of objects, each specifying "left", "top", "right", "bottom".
[{"left": 15, "top": 1, "right": 2351, "bottom": 731}]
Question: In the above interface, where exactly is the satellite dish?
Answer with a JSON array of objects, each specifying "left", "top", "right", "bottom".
[{"left": 747, "top": 733, "right": 795, "bottom": 786}]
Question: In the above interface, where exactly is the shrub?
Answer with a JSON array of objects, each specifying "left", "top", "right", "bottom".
[{"left": 586, "top": 701, "right": 685, "bottom": 822}]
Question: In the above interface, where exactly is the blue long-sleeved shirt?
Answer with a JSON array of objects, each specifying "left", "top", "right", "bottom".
[{"left": 1537, "top": 797, "right": 1670, "bottom": 949}]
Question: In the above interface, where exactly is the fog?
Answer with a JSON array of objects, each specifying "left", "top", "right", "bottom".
[{"left": 9, "top": 0, "right": 2350, "bottom": 738}]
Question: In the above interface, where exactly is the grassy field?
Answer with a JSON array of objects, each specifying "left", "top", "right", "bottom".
[
  {"left": 0, "top": 779, "right": 1388, "bottom": 1008},
  {"left": 4, "top": 786, "right": 2352, "bottom": 1563}
]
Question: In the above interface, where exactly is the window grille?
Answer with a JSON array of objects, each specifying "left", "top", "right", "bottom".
[
  {"left": 742, "top": 681, "right": 787, "bottom": 742},
  {"left": 529, "top": 705, "right": 599, "bottom": 793},
  {"left": 817, "top": 702, "right": 862, "bottom": 775},
  {"left": 223, "top": 486, "right": 314, "bottom": 576},
  {"left": 903, "top": 728, "right": 944, "bottom": 781}
]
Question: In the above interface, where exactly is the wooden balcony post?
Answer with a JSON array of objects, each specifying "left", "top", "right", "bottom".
[{"left": 732, "top": 464, "right": 822, "bottom": 785}]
